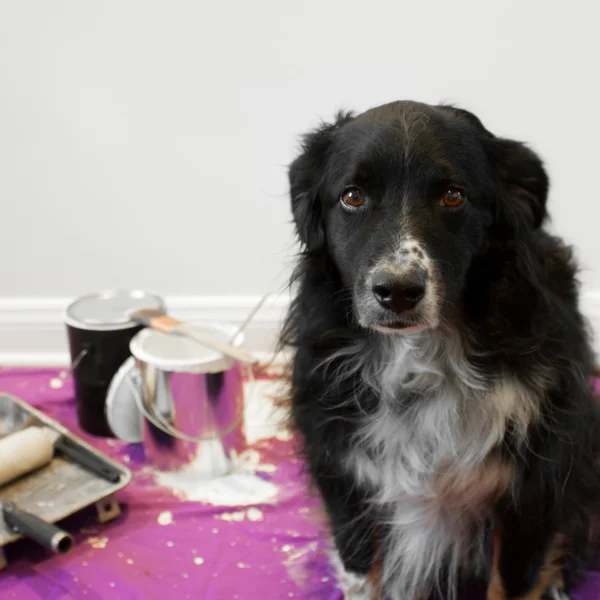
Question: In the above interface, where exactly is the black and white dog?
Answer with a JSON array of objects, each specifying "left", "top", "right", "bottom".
[{"left": 281, "top": 101, "right": 600, "bottom": 600}]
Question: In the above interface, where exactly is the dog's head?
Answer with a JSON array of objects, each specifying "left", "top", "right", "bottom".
[{"left": 289, "top": 101, "right": 549, "bottom": 334}]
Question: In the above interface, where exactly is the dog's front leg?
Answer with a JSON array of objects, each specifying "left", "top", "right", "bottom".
[
  {"left": 316, "top": 468, "right": 380, "bottom": 599},
  {"left": 329, "top": 546, "right": 383, "bottom": 600},
  {"left": 487, "top": 526, "right": 566, "bottom": 600}
]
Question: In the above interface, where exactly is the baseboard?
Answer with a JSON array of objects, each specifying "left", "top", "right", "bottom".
[
  {"left": 0, "top": 291, "right": 598, "bottom": 367},
  {"left": 581, "top": 292, "right": 600, "bottom": 355},
  {"left": 0, "top": 294, "right": 291, "bottom": 367}
]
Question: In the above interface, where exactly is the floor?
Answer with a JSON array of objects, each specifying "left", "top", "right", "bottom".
[{"left": 0, "top": 367, "right": 598, "bottom": 600}]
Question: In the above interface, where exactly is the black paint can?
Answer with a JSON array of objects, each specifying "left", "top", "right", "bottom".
[{"left": 64, "top": 290, "right": 166, "bottom": 437}]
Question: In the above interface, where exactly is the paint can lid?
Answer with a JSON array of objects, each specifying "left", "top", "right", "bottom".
[
  {"left": 105, "top": 356, "right": 144, "bottom": 443},
  {"left": 129, "top": 323, "right": 241, "bottom": 373},
  {"left": 65, "top": 290, "right": 166, "bottom": 331}
]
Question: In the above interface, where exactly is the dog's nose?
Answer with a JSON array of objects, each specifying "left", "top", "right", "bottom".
[{"left": 372, "top": 270, "right": 426, "bottom": 314}]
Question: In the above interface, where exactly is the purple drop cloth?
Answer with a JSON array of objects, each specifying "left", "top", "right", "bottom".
[{"left": 0, "top": 368, "right": 598, "bottom": 600}]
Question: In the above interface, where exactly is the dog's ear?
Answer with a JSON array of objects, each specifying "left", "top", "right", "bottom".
[
  {"left": 486, "top": 137, "right": 549, "bottom": 235},
  {"left": 289, "top": 112, "right": 353, "bottom": 251},
  {"left": 441, "top": 105, "right": 549, "bottom": 235}
]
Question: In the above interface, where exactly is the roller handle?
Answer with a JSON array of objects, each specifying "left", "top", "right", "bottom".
[
  {"left": 54, "top": 436, "right": 122, "bottom": 483},
  {"left": 2, "top": 502, "right": 74, "bottom": 554}
]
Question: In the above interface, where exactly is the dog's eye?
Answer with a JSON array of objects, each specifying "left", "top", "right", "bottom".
[
  {"left": 340, "top": 187, "right": 366, "bottom": 209},
  {"left": 441, "top": 187, "right": 466, "bottom": 208}
]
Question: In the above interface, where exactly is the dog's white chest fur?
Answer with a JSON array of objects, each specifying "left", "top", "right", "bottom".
[{"left": 342, "top": 334, "right": 537, "bottom": 600}]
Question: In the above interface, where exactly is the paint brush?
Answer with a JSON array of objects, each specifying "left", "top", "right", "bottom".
[
  {"left": 129, "top": 309, "right": 258, "bottom": 365},
  {"left": 229, "top": 292, "right": 270, "bottom": 344}
]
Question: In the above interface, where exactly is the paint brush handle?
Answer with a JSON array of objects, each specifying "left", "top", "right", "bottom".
[
  {"left": 174, "top": 323, "right": 258, "bottom": 365},
  {"left": 145, "top": 314, "right": 182, "bottom": 334},
  {"left": 132, "top": 310, "right": 258, "bottom": 364},
  {"left": 230, "top": 292, "right": 271, "bottom": 344}
]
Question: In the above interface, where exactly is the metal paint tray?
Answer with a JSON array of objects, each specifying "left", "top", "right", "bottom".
[{"left": 0, "top": 393, "right": 132, "bottom": 569}]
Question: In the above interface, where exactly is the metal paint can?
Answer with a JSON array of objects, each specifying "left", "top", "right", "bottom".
[
  {"left": 127, "top": 323, "right": 247, "bottom": 475},
  {"left": 64, "top": 290, "right": 166, "bottom": 437}
]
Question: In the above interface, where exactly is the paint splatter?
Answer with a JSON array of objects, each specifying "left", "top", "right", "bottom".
[
  {"left": 283, "top": 542, "right": 319, "bottom": 587},
  {"left": 86, "top": 536, "right": 109, "bottom": 549},
  {"left": 193, "top": 557, "right": 204, "bottom": 566},
  {"left": 256, "top": 463, "right": 277, "bottom": 473},
  {"left": 157, "top": 511, "right": 174, "bottom": 525},
  {"left": 276, "top": 429, "right": 294, "bottom": 442},
  {"left": 247, "top": 507, "right": 264, "bottom": 521},
  {"left": 216, "top": 510, "right": 245, "bottom": 522}
]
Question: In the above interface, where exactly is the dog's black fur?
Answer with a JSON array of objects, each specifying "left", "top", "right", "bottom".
[{"left": 281, "top": 101, "right": 600, "bottom": 598}]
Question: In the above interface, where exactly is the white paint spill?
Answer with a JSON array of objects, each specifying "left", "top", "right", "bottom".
[
  {"left": 155, "top": 469, "right": 278, "bottom": 506},
  {"left": 194, "top": 557, "right": 204, "bottom": 566},
  {"left": 151, "top": 378, "right": 285, "bottom": 505},
  {"left": 230, "top": 448, "right": 276, "bottom": 475},
  {"left": 243, "top": 379, "right": 291, "bottom": 444}
]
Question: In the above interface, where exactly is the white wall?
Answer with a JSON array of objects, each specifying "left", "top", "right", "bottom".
[{"left": 0, "top": 1, "right": 599, "bottom": 359}]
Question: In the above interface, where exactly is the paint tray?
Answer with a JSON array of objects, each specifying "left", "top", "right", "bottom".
[{"left": 0, "top": 393, "right": 131, "bottom": 569}]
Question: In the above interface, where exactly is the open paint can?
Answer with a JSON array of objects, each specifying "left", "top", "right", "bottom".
[
  {"left": 106, "top": 323, "right": 247, "bottom": 476},
  {"left": 64, "top": 290, "right": 166, "bottom": 437}
]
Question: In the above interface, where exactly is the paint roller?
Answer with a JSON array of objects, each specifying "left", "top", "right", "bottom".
[
  {"left": 0, "top": 426, "right": 73, "bottom": 553},
  {"left": 0, "top": 426, "right": 122, "bottom": 555},
  {"left": 0, "top": 426, "right": 122, "bottom": 486},
  {"left": 0, "top": 426, "right": 59, "bottom": 487}
]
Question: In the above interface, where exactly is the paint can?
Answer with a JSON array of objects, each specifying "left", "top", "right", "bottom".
[
  {"left": 106, "top": 323, "right": 247, "bottom": 476},
  {"left": 64, "top": 290, "right": 166, "bottom": 437}
]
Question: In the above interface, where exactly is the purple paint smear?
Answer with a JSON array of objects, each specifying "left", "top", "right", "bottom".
[{"left": 0, "top": 368, "right": 598, "bottom": 600}]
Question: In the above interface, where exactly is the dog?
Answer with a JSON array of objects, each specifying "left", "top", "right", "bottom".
[{"left": 280, "top": 101, "right": 600, "bottom": 600}]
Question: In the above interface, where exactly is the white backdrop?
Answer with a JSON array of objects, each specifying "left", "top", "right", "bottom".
[{"left": 0, "top": 0, "right": 599, "bottom": 359}]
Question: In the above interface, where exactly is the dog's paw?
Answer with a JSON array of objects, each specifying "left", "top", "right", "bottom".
[
  {"left": 542, "top": 587, "right": 571, "bottom": 600},
  {"left": 329, "top": 549, "right": 376, "bottom": 600}
]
